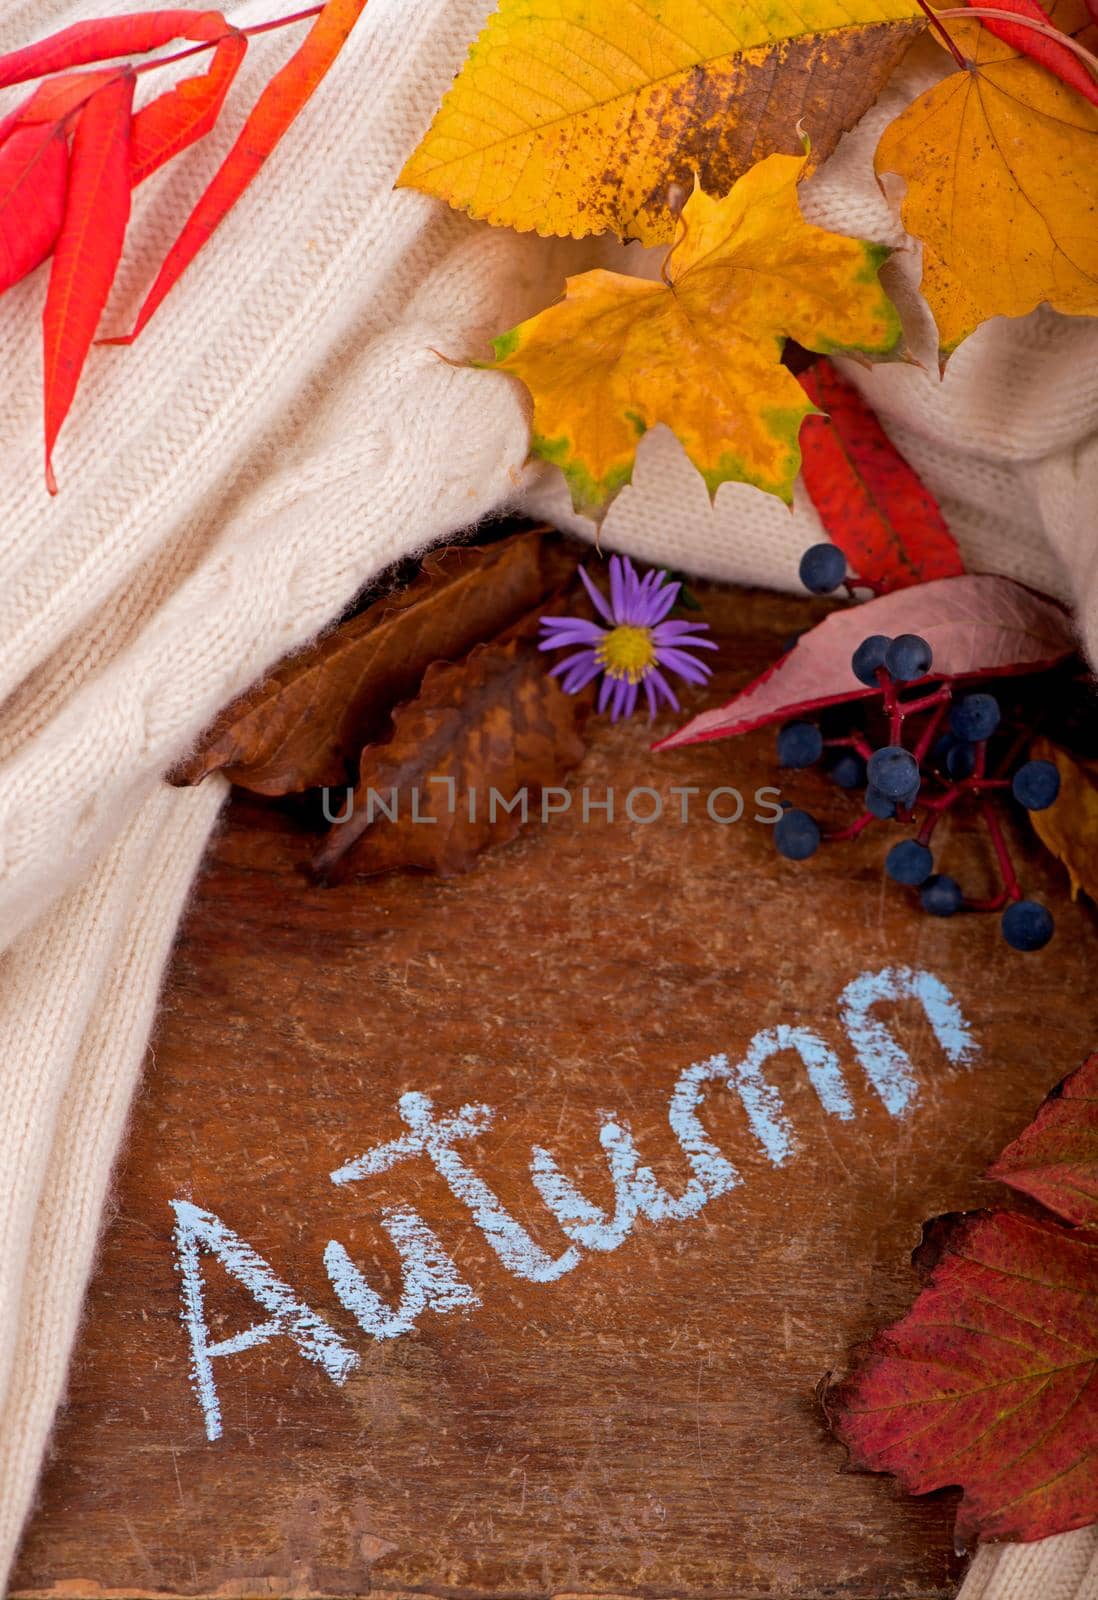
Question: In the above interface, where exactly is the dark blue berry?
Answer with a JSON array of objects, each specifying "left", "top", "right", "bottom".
[
  {"left": 851, "top": 634, "right": 892, "bottom": 687},
  {"left": 932, "top": 731, "right": 958, "bottom": 766},
  {"left": 775, "top": 809, "right": 821, "bottom": 860},
  {"left": 1001, "top": 899, "right": 1054, "bottom": 951},
  {"left": 799, "top": 543, "right": 847, "bottom": 594},
  {"left": 777, "top": 721, "right": 823, "bottom": 768},
  {"left": 781, "top": 630, "right": 807, "bottom": 655},
  {"left": 920, "top": 874, "right": 963, "bottom": 917},
  {"left": 867, "top": 745, "right": 921, "bottom": 800},
  {"left": 1012, "top": 759, "right": 1060, "bottom": 811},
  {"left": 886, "top": 840, "right": 933, "bottom": 886},
  {"left": 884, "top": 633, "right": 933, "bottom": 683},
  {"left": 827, "top": 751, "right": 866, "bottom": 789},
  {"left": 946, "top": 740, "right": 977, "bottom": 780},
  {"left": 950, "top": 692, "right": 1000, "bottom": 742},
  {"left": 865, "top": 785, "right": 897, "bottom": 820}
]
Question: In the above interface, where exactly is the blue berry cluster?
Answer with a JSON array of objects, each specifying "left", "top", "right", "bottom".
[{"left": 773, "top": 598, "right": 1062, "bottom": 951}]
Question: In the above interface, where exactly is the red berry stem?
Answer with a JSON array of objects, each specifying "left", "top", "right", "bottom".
[
  {"left": 133, "top": 6, "right": 324, "bottom": 76},
  {"left": 824, "top": 810, "right": 877, "bottom": 843},
  {"left": 913, "top": 0, "right": 971, "bottom": 67},
  {"left": 913, "top": 699, "right": 950, "bottom": 765},
  {"left": 966, "top": 888, "right": 1011, "bottom": 914},
  {"left": 881, "top": 675, "right": 952, "bottom": 745},
  {"left": 824, "top": 731, "right": 875, "bottom": 761},
  {"left": 979, "top": 798, "right": 1024, "bottom": 904}
]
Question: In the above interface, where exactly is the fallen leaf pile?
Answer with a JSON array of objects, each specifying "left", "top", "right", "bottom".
[
  {"left": 395, "top": 0, "right": 1098, "bottom": 510},
  {"left": 3, "top": 0, "right": 1096, "bottom": 493},
  {"left": 173, "top": 527, "right": 597, "bottom": 879},
  {"left": 825, "top": 1052, "right": 1098, "bottom": 1545}
]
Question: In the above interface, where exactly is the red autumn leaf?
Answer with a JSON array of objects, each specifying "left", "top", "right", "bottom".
[
  {"left": 0, "top": 10, "right": 231, "bottom": 90},
  {"left": 988, "top": 1054, "right": 1098, "bottom": 1226},
  {"left": 826, "top": 1207, "right": 1098, "bottom": 1545},
  {"left": 115, "top": 0, "right": 368, "bottom": 343},
  {"left": 798, "top": 362, "right": 966, "bottom": 592},
  {"left": 0, "top": 123, "right": 68, "bottom": 295},
  {"left": 964, "top": 0, "right": 1098, "bottom": 109},
  {"left": 43, "top": 72, "right": 135, "bottom": 494},
  {"left": 0, "top": 68, "right": 123, "bottom": 139},
  {"left": 655, "top": 574, "right": 1076, "bottom": 750},
  {"left": 130, "top": 29, "right": 247, "bottom": 186},
  {"left": 0, "top": 4, "right": 368, "bottom": 487}
]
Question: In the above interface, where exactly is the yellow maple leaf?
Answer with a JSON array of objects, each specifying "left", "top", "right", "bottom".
[
  {"left": 875, "top": 0, "right": 1098, "bottom": 356},
  {"left": 1028, "top": 737, "right": 1098, "bottom": 904},
  {"left": 399, "top": 0, "right": 925, "bottom": 245},
  {"left": 475, "top": 152, "right": 901, "bottom": 520}
]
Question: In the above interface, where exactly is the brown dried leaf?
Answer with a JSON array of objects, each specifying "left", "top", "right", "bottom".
[
  {"left": 311, "top": 610, "right": 589, "bottom": 882},
  {"left": 172, "top": 528, "right": 569, "bottom": 795},
  {"left": 1028, "top": 737, "right": 1098, "bottom": 904}
]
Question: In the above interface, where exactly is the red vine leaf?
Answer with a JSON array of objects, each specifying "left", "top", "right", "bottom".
[
  {"left": 988, "top": 1054, "right": 1098, "bottom": 1226},
  {"left": 798, "top": 361, "right": 965, "bottom": 592},
  {"left": 114, "top": 0, "right": 368, "bottom": 343},
  {"left": 43, "top": 72, "right": 135, "bottom": 494},
  {"left": 655, "top": 574, "right": 1076, "bottom": 750},
  {"left": 130, "top": 28, "right": 247, "bottom": 185},
  {"left": 0, "top": 10, "right": 232, "bottom": 89},
  {"left": 0, "top": 68, "right": 123, "bottom": 138},
  {"left": 0, "top": 122, "right": 68, "bottom": 295},
  {"left": 826, "top": 1207, "right": 1098, "bottom": 1545},
  {"left": 0, "top": 4, "right": 367, "bottom": 485},
  {"left": 826, "top": 1055, "right": 1098, "bottom": 1546}
]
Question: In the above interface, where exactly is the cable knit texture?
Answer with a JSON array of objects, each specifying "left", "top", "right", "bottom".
[{"left": 0, "top": 1, "right": 1093, "bottom": 1593}]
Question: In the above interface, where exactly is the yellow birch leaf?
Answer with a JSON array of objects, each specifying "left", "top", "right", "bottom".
[
  {"left": 477, "top": 152, "right": 901, "bottom": 520},
  {"left": 875, "top": 0, "right": 1098, "bottom": 356},
  {"left": 399, "top": 0, "right": 926, "bottom": 244},
  {"left": 1028, "top": 737, "right": 1098, "bottom": 904}
]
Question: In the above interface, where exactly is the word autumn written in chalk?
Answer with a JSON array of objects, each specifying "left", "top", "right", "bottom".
[{"left": 172, "top": 965, "right": 977, "bottom": 1441}]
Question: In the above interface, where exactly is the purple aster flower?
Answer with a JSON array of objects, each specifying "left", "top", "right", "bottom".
[{"left": 539, "top": 554, "right": 716, "bottom": 721}]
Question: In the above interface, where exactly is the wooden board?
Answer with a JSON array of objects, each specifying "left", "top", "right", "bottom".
[{"left": 13, "top": 586, "right": 1098, "bottom": 1600}]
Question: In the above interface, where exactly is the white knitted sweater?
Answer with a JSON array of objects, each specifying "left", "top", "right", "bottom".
[{"left": 0, "top": 0, "right": 1095, "bottom": 1593}]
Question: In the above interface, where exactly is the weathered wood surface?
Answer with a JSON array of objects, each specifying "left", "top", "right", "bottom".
[{"left": 13, "top": 586, "right": 1098, "bottom": 1600}]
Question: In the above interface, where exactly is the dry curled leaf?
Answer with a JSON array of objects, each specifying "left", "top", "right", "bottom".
[
  {"left": 399, "top": 0, "right": 925, "bottom": 244},
  {"left": 481, "top": 154, "right": 900, "bottom": 521},
  {"left": 875, "top": 0, "right": 1098, "bottom": 356},
  {"left": 1026, "top": 737, "right": 1098, "bottom": 905},
  {"left": 312, "top": 608, "right": 590, "bottom": 882},
  {"left": 826, "top": 1053, "right": 1098, "bottom": 1546},
  {"left": 173, "top": 529, "right": 570, "bottom": 795},
  {"left": 656, "top": 574, "right": 1076, "bottom": 750}
]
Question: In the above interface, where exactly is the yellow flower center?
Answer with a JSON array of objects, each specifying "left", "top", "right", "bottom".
[{"left": 596, "top": 624, "right": 657, "bottom": 684}]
